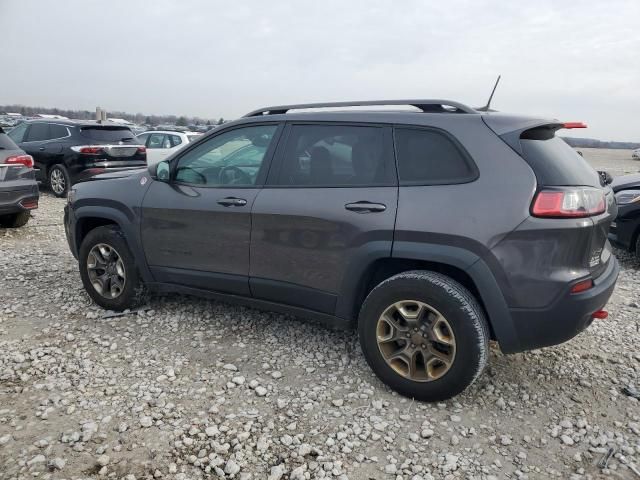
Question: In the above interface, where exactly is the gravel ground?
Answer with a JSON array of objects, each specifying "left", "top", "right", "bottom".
[{"left": 0, "top": 149, "right": 639, "bottom": 480}]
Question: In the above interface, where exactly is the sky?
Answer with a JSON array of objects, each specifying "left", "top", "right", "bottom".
[{"left": 1, "top": 0, "right": 639, "bottom": 141}]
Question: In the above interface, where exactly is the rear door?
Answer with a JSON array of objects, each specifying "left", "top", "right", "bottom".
[
  {"left": 140, "top": 123, "right": 282, "bottom": 295},
  {"left": 250, "top": 123, "right": 398, "bottom": 317}
]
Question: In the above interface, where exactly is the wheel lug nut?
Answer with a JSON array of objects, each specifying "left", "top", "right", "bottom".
[
  {"left": 411, "top": 344, "right": 415, "bottom": 348},
  {"left": 421, "top": 344, "right": 426, "bottom": 349},
  {"left": 405, "top": 333, "right": 410, "bottom": 338}
]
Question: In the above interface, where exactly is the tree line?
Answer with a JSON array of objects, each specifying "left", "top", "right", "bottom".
[{"left": 0, "top": 105, "right": 225, "bottom": 126}]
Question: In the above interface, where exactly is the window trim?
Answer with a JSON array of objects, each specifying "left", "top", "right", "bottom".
[
  {"left": 264, "top": 121, "right": 398, "bottom": 189},
  {"left": 20, "top": 122, "right": 71, "bottom": 143},
  {"left": 168, "top": 122, "right": 284, "bottom": 189},
  {"left": 392, "top": 125, "right": 479, "bottom": 186}
]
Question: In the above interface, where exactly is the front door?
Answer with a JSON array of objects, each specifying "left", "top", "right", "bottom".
[
  {"left": 140, "top": 123, "right": 282, "bottom": 295},
  {"left": 250, "top": 123, "right": 398, "bottom": 317}
]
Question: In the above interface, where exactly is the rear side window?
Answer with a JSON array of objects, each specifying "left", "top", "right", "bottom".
[
  {"left": 275, "top": 124, "right": 393, "bottom": 187},
  {"left": 25, "top": 123, "right": 50, "bottom": 142},
  {"left": 394, "top": 128, "right": 477, "bottom": 185},
  {"left": 80, "top": 127, "right": 136, "bottom": 142},
  {"left": 520, "top": 134, "right": 600, "bottom": 187},
  {"left": 49, "top": 124, "right": 69, "bottom": 139},
  {"left": 168, "top": 134, "right": 182, "bottom": 147}
]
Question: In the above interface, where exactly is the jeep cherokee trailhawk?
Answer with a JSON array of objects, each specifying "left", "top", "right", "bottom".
[{"left": 64, "top": 100, "right": 619, "bottom": 401}]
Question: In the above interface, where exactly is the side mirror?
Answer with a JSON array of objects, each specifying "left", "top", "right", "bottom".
[{"left": 155, "top": 160, "right": 171, "bottom": 182}]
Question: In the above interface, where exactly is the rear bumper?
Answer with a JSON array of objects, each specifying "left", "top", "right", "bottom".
[
  {"left": 0, "top": 185, "right": 39, "bottom": 215},
  {"left": 505, "top": 256, "right": 619, "bottom": 353}
]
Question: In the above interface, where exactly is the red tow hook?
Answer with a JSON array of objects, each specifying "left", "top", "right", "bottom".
[{"left": 592, "top": 310, "right": 608, "bottom": 320}]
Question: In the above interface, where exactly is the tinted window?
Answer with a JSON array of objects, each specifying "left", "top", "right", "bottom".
[
  {"left": 136, "top": 133, "right": 150, "bottom": 144},
  {"left": 25, "top": 123, "right": 50, "bottom": 142},
  {"left": 7, "top": 123, "right": 28, "bottom": 143},
  {"left": 169, "top": 135, "right": 182, "bottom": 147},
  {"left": 0, "top": 133, "right": 19, "bottom": 149},
  {"left": 175, "top": 125, "right": 277, "bottom": 186},
  {"left": 520, "top": 136, "right": 600, "bottom": 187},
  {"left": 276, "top": 124, "right": 391, "bottom": 186},
  {"left": 80, "top": 127, "right": 137, "bottom": 142},
  {"left": 394, "top": 128, "right": 476, "bottom": 185},
  {"left": 49, "top": 124, "right": 69, "bottom": 139},
  {"left": 148, "top": 133, "right": 167, "bottom": 149}
]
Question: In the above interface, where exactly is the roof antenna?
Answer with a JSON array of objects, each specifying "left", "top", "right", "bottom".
[{"left": 477, "top": 75, "right": 501, "bottom": 112}]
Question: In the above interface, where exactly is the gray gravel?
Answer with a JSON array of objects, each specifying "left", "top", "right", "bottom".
[{"left": 0, "top": 149, "right": 639, "bottom": 479}]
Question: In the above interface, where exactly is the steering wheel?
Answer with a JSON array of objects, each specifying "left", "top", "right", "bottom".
[{"left": 219, "top": 165, "right": 252, "bottom": 185}]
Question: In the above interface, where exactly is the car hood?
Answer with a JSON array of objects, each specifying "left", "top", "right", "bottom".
[
  {"left": 611, "top": 173, "right": 640, "bottom": 192},
  {"left": 75, "top": 167, "right": 146, "bottom": 183}
]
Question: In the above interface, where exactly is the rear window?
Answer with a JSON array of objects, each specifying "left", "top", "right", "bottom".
[
  {"left": 520, "top": 134, "right": 600, "bottom": 187},
  {"left": 394, "top": 127, "right": 478, "bottom": 185},
  {"left": 0, "top": 133, "right": 19, "bottom": 150},
  {"left": 80, "top": 127, "right": 137, "bottom": 142}
]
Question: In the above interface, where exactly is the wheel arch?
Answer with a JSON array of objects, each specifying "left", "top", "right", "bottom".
[{"left": 337, "top": 241, "right": 521, "bottom": 353}]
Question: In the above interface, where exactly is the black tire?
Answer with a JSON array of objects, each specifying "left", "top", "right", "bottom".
[
  {"left": 358, "top": 271, "right": 490, "bottom": 401},
  {"left": 78, "top": 225, "right": 145, "bottom": 311},
  {"left": 635, "top": 234, "right": 640, "bottom": 260},
  {"left": 0, "top": 211, "right": 31, "bottom": 228},
  {"left": 48, "top": 164, "right": 70, "bottom": 197}
]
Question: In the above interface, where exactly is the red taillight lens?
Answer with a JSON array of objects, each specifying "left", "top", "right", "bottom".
[
  {"left": 71, "top": 146, "right": 103, "bottom": 154},
  {"left": 20, "top": 198, "right": 38, "bottom": 210},
  {"left": 4, "top": 154, "right": 34, "bottom": 168},
  {"left": 532, "top": 188, "right": 606, "bottom": 218},
  {"left": 571, "top": 278, "right": 593, "bottom": 294},
  {"left": 137, "top": 146, "right": 146, "bottom": 154}
]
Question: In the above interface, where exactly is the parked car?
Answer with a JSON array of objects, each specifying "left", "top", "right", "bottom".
[
  {"left": 609, "top": 173, "right": 640, "bottom": 258},
  {"left": 632, "top": 148, "right": 640, "bottom": 159},
  {"left": 136, "top": 130, "right": 202, "bottom": 165},
  {"left": 64, "top": 99, "right": 618, "bottom": 401},
  {"left": 7, "top": 120, "right": 146, "bottom": 197},
  {"left": 0, "top": 127, "right": 39, "bottom": 228}
]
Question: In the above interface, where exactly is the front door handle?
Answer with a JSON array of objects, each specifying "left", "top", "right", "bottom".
[
  {"left": 217, "top": 197, "right": 247, "bottom": 207},
  {"left": 39, "top": 147, "right": 45, "bottom": 151},
  {"left": 345, "top": 201, "right": 387, "bottom": 213}
]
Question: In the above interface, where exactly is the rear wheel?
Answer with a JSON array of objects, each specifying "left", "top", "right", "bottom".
[
  {"left": 49, "top": 164, "right": 70, "bottom": 197},
  {"left": 358, "top": 271, "right": 490, "bottom": 401},
  {"left": 0, "top": 211, "right": 30, "bottom": 228},
  {"left": 78, "top": 225, "right": 145, "bottom": 310}
]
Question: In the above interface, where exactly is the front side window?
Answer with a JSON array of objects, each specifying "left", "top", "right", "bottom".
[
  {"left": 7, "top": 123, "right": 28, "bottom": 143},
  {"left": 394, "top": 128, "right": 477, "bottom": 185},
  {"left": 25, "top": 123, "right": 50, "bottom": 142},
  {"left": 276, "top": 124, "right": 391, "bottom": 187},
  {"left": 174, "top": 124, "right": 277, "bottom": 186}
]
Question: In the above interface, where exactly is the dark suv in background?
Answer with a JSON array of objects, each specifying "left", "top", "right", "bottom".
[
  {"left": 64, "top": 100, "right": 618, "bottom": 401},
  {"left": 0, "top": 127, "right": 39, "bottom": 228},
  {"left": 8, "top": 120, "right": 146, "bottom": 197}
]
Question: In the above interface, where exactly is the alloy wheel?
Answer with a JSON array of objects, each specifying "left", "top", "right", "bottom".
[
  {"left": 376, "top": 300, "right": 456, "bottom": 382},
  {"left": 86, "top": 243, "right": 126, "bottom": 299},
  {"left": 50, "top": 169, "right": 66, "bottom": 195}
]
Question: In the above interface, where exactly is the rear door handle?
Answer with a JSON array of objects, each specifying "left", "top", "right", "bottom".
[
  {"left": 217, "top": 197, "right": 247, "bottom": 207},
  {"left": 39, "top": 147, "right": 45, "bottom": 151},
  {"left": 345, "top": 201, "right": 387, "bottom": 213}
]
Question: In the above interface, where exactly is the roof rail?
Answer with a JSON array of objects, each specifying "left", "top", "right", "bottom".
[{"left": 243, "top": 99, "right": 477, "bottom": 117}]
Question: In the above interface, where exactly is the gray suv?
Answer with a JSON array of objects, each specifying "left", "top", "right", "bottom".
[{"left": 64, "top": 100, "right": 619, "bottom": 401}]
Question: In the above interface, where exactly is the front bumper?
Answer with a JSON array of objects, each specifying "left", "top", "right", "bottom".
[{"left": 506, "top": 256, "right": 619, "bottom": 352}]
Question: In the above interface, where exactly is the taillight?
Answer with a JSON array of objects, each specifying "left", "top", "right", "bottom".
[
  {"left": 4, "top": 154, "right": 34, "bottom": 168},
  {"left": 531, "top": 187, "right": 606, "bottom": 218},
  {"left": 137, "top": 146, "right": 146, "bottom": 154},
  {"left": 70, "top": 146, "right": 104, "bottom": 154},
  {"left": 20, "top": 198, "right": 39, "bottom": 210},
  {"left": 570, "top": 278, "right": 593, "bottom": 294},
  {"left": 562, "top": 122, "right": 587, "bottom": 129}
]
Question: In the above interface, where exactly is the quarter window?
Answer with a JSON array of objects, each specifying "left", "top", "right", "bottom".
[
  {"left": 275, "top": 124, "right": 391, "bottom": 186},
  {"left": 394, "top": 128, "right": 477, "bottom": 185},
  {"left": 175, "top": 125, "right": 277, "bottom": 186}
]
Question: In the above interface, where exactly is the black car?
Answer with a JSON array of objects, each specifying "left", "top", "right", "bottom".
[
  {"left": 609, "top": 173, "right": 640, "bottom": 258},
  {"left": 64, "top": 99, "right": 618, "bottom": 401},
  {"left": 7, "top": 120, "right": 146, "bottom": 197},
  {"left": 0, "top": 127, "right": 39, "bottom": 228}
]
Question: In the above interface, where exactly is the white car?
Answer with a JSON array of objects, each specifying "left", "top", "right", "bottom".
[
  {"left": 633, "top": 148, "right": 640, "bottom": 160},
  {"left": 137, "top": 130, "right": 202, "bottom": 165}
]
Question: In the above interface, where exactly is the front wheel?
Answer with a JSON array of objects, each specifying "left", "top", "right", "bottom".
[
  {"left": 358, "top": 271, "right": 490, "bottom": 401},
  {"left": 78, "top": 225, "right": 145, "bottom": 311},
  {"left": 49, "top": 164, "right": 70, "bottom": 197}
]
